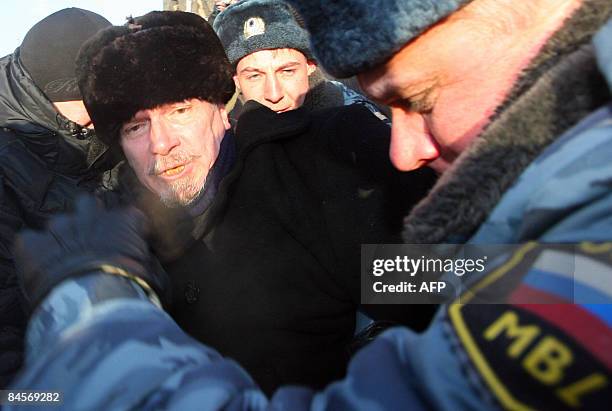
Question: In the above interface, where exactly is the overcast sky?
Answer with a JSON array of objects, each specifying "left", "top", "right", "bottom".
[{"left": 0, "top": 0, "right": 162, "bottom": 57}]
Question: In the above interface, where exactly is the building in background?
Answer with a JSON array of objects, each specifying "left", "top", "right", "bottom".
[{"left": 164, "top": 0, "right": 215, "bottom": 19}]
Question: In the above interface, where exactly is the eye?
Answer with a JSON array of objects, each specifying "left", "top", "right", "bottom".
[
  {"left": 392, "top": 96, "right": 433, "bottom": 114},
  {"left": 391, "top": 85, "right": 437, "bottom": 114},
  {"left": 246, "top": 73, "right": 261, "bottom": 81},
  {"left": 122, "top": 122, "right": 146, "bottom": 138},
  {"left": 172, "top": 105, "right": 191, "bottom": 115},
  {"left": 281, "top": 69, "right": 295, "bottom": 76},
  {"left": 392, "top": 99, "right": 413, "bottom": 111}
]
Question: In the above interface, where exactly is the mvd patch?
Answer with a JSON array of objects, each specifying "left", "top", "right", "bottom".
[{"left": 448, "top": 242, "right": 612, "bottom": 410}]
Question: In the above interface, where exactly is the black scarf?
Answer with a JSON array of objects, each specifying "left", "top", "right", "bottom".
[{"left": 187, "top": 130, "right": 236, "bottom": 217}]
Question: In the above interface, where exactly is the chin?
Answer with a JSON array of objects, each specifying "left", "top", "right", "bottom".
[{"left": 157, "top": 181, "right": 205, "bottom": 208}]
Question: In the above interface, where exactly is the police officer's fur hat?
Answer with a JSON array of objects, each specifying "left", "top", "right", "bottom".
[
  {"left": 76, "top": 11, "right": 235, "bottom": 146},
  {"left": 213, "top": 0, "right": 312, "bottom": 66},
  {"left": 285, "top": 0, "right": 472, "bottom": 78}
]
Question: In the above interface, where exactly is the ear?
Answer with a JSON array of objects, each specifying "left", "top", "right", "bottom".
[
  {"left": 233, "top": 75, "right": 241, "bottom": 92},
  {"left": 218, "top": 104, "right": 231, "bottom": 130},
  {"left": 306, "top": 60, "right": 317, "bottom": 76}
]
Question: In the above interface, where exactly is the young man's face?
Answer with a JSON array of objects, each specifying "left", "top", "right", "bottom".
[
  {"left": 120, "top": 99, "right": 230, "bottom": 207},
  {"left": 234, "top": 48, "right": 316, "bottom": 113}
]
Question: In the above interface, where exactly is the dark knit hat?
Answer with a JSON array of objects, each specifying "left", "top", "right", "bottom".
[
  {"left": 213, "top": 0, "right": 312, "bottom": 66},
  {"left": 285, "top": 0, "right": 473, "bottom": 78},
  {"left": 76, "top": 11, "right": 235, "bottom": 146},
  {"left": 19, "top": 8, "right": 111, "bottom": 102}
]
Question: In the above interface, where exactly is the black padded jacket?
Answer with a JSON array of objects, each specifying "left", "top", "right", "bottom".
[{"left": 0, "top": 49, "right": 112, "bottom": 387}]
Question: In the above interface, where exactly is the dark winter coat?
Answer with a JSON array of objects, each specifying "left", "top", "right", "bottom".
[
  {"left": 0, "top": 50, "right": 111, "bottom": 387},
  {"left": 110, "top": 101, "right": 434, "bottom": 394},
  {"left": 167, "top": 102, "right": 432, "bottom": 394}
]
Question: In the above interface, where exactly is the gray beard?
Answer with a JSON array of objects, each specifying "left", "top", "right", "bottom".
[{"left": 158, "top": 177, "right": 206, "bottom": 208}]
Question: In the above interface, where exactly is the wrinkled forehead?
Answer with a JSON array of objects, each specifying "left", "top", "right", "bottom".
[{"left": 125, "top": 99, "right": 217, "bottom": 122}]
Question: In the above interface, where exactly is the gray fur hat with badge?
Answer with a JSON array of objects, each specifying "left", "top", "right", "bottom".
[
  {"left": 284, "top": 0, "right": 473, "bottom": 78},
  {"left": 213, "top": 0, "right": 312, "bottom": 66}
]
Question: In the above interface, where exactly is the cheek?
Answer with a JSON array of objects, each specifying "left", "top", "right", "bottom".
[
  {"left": 238, "top": 80, "right": 260, "bottom": 101},
  {"left": 184, "top": 121, "right": 221, "bottom": 158},
  {"left": 429, "top": 89, "right": 494, "bottom": 153},
  {"left": 189, "top": 137, "right": 221, "bottom": 180},
  {"left": 286, "top": 77, "right": 310, "bottom": 104},
  {"left": 297, "top": 76, "right": 310, "bottom": 95},
  {"left": 124, "top": 146, "right": 154, "bottom": 187},
  {"left": 426, "top": 107, "right": 458, "bottom": 150},
  {"left": 122, "top": 142, "right": 144, "bottom": 171}
]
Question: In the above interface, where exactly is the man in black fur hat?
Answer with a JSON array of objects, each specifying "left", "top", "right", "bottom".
[{"left": 70, "top": 10, "right": 433, "bottom": 394}]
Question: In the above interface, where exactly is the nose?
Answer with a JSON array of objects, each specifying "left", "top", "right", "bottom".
[
  {"left": 389, "top": 108, "right": 440, "bottom": 171},
  {"left": 263, "top": 75, "right": 283, "bottom": 104},
  {"left": 149, "top": 116, "right": 180, "bottom": 155}
]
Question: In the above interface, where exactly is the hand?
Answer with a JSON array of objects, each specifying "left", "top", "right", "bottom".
[{"left": 14, "top": 196, "right": 169, "bottom": 311}]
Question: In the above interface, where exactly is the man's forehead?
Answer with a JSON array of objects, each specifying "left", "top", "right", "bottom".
[
  {"left": 358, "top": 63, "right": 417, "bottom": 103},
  {"left": 357, "top": 67, "right": 398, "bottom": 103},
  {"left": 357, "top": 43, "right": 437, "bottom": 104},
  {"left": 268, "top": 48, "right": 305, "bottom": 59},
  {"left": 238, "top": 48, "right": 306, "bottom": 70}
]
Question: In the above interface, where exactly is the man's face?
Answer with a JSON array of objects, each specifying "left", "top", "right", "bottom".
[
  {"left": 358, "top": 13, "right": 512, "bottom": 174},
  {"left": 234, "top": 48, "right": 316, "bottom": 113},
  {"left": 120, "top": 99, "right": 230, "bottom": 207}
]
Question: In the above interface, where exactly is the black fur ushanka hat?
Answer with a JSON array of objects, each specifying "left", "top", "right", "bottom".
[{"left": 76, "top": 11, "right": 235, "bottom": 146}]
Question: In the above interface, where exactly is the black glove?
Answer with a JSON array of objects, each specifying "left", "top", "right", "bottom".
[{"left": 14, "top": 196, "right": 170, "bottom": 311}]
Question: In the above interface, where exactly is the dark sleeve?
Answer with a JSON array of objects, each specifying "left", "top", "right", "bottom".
[
  {"left": 0, "top": 178, "right": 26, "bottom": 388},
  {"left": 316, "top": 106, "right": 438, "bottom": 329},
  {"left": 325, "top": 104, "right": 436, "bottom": 201},
  {"left": 319, "top": 104, "right": 436, "bottom": 217},
  {"left": 324, "top": 105, "right": 395, "bottom": 176}
]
